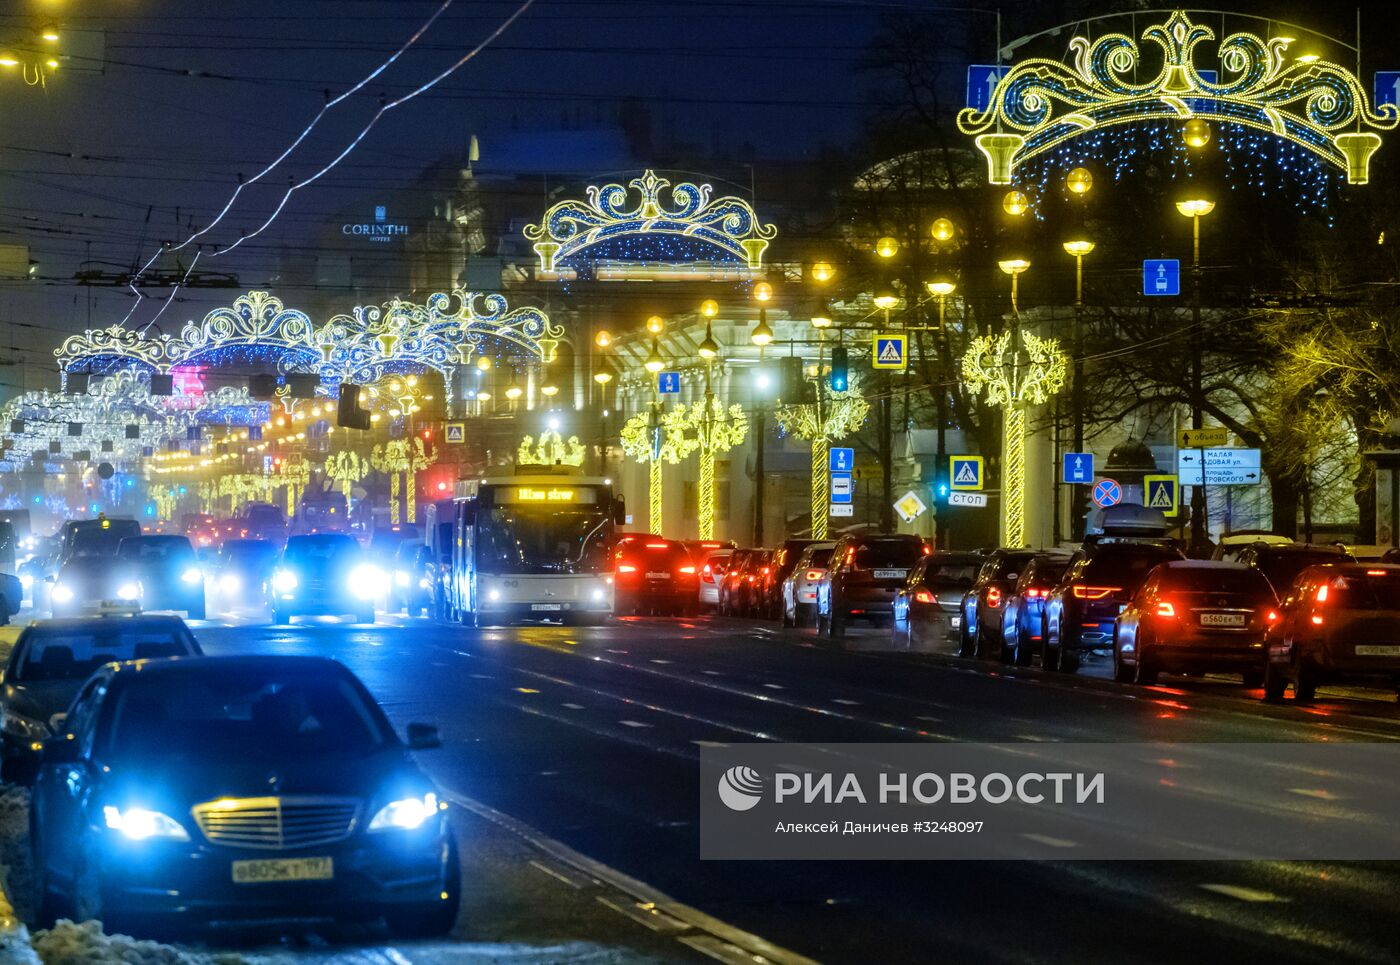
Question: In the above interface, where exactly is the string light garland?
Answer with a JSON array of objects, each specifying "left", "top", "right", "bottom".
[
  {"left": 774, "top": 374, "right": 870, "bottom": 540},
  {"left": 673, "top": 395, "right": 748, "bottom": 540},
  {"left": 518, "top": 429, "right": 587, "bottom": 468},
  {"left": 619, "top": 403, "right": 697, "bottom": 533}
]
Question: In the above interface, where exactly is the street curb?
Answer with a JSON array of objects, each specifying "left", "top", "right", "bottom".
[
  {"left": 0, "top": 879, "right": 40, "bottom": 965},
  {"left": 443, "top": 790, "right": 822, "bottom": 965}
]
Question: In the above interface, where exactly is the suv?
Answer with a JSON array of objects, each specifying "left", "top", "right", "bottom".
[
  {"left": 1264, "top": 563, "right": 1400, "bottom": 702},
  {"left": 614, "top": 537, "right": 699, "bottom": 616},
  {"left": 1041, "top": 539, "right": 1185, "bottom": 672},
  {"left": 998, "top": 554, "right": 1072, "bottom": 665},
  {"left": 1235, "top": 542, "right": 1356, "bottom": 599},
  {"left": 958, "top": 548, "right": 1041, "bottom": 658},
  {"left": 763, "top": 539, "right": 820, "bottom": 619},
  {"left": 717, "top": 549, "right": 757, "bottom": 616},
  {"left": 819, "top": 534, "right": 927, "bottom": 639}
]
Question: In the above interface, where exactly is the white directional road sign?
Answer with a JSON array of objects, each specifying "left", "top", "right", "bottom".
[
  {"left": 1178, "top": 447, "right": 1262, "bottom": 485},
  {"left": 830, "top": 503, "right": 854, "bottom": 517},
  {"left": 947, "top": 492, "right": 988, "bottom": 508}
]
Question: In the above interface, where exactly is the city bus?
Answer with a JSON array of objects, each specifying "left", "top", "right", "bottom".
[{"left": 449, "top": 469, "right": 622, "bottom": 626}]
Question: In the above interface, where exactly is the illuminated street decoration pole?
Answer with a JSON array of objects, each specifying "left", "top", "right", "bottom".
[
  {"left": 957, "top": 10, "right": 1397, "bottom": 186},
  {"left": 518, "top": 429, "right": 587, "bottom": 467},
  {"left": 278, "top": 452, "right": 311, "bottom": 519},
  {"left": 324, "top": 451, "right": 368, "bottom": 518},
  {"left": 371, "top": 442, "right": 405, "bottom": 523},
  {"left": 775, "top": 375, "right": 870, "bottom": 541},
  {"left": 676, "top": 393, "right": 748, "bottom": 540},
  {"left": 620, "top": 404, "right": 696, "bottom": 534},
  {"left": 370, "top": 438, "right": 437, "bottom": 524},
  {"left": 962, "top": 261, "right": 1067, "bottom": 548},
  {"left": 403, "top": 437, "right": 435, "bottom": 524}
]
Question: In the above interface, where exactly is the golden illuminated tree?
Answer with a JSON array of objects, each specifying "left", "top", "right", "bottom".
[
  {"left": 518, "top": 429, "right": 587, "bottom": 467},
  {"left": 674, "top": 393, "right": 748, "bottom": 539},
  {"left": 620, "top": 403, "right": 697, "bottom": 533},
  {"left": 775, "top": 375, "right": 870, "bottom": 539},
  {"left": 962, "top": 330, "right": 1067, "bottom": 547},
  {"left": 324, "top": 451, "right": 368, "bottom": 517},
  {"left": 277, "top": 452, "right": 312, "bottom": 518}
]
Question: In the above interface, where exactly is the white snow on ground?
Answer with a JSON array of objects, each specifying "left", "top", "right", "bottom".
[
  {"left": 29, "top": 920, "right": 251, "bottom": 965},
  {"left": 0, "top": 786, "right": 33, "bottom": 923}
]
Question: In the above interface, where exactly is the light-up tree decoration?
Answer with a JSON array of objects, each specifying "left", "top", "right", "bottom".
[
  {"left": 371, "top": 442, "right": 406, "bottom": 523},
  {"left": 277, "top": 452, "right": 312, "bottom": 518},
  {"left": 518, "top": 430, "right": 587, "bottom": 467},
  {"left": 962, "top": 330, "right": 1067, "bottom": 548},
  {"left": 620, "top": 404, "right": 697, "bottom": 533},
  {"left": 372, "top": 438, "right": 437, "bottom": 523},
  {"left": 324, "top": 451, "right": 368, "bottom": 517},
  {"left": 775, "top": 374, "right": 870, "bottom": 540},
  {"left": 674, "top": 394, "right": 748, "bottom": 540},
  {"left": 153, "top": 485, "right": 180, "bottom": 521}
]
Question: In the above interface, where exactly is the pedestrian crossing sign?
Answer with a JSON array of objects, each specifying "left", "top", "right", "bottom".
[
  {"left": 950, "top": 455, "right": 983, "bottom": 491},
  {"left": 1144, "top": 474, "right": 1179, "bottom": 515},
  {"left": 445, "top": 423, "right": 465, "bottom": 444},
  {"left": 872, "top": 334, "right": 907, "bottom": 370}
]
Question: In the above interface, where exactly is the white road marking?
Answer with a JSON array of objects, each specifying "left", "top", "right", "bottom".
[
  {"left": 693, "top": 740, "right": 729, "bottom": 747},
  {"left": 832, "top": 698, "right": 860, "bottom": 706},
  {"left": 915, "top": 715, "right": 942, "bottom": 723},
  {"left": 1021, "top": 834, "right": 1079, "bottom": 848},
  {"left": 702, "top": 670, "right": 722, "bottom": 676},
  {"left": 650, "top": 659, "right": 672, "bottom": 664},
  {"left": 561, "top": 702, "right": 586, "bottom": 710},
  {"left": 618, "top": 719, "right": 652, "bottom": 728},
  {"left": 1289, "top": 788, "right": 1340, "bottom": 800},
  {"left": 1198, "top": 884, "right": 1290, "bottom": 903},
  {"left": 762, "top": 683, "right": 784, "bottom": 690}
]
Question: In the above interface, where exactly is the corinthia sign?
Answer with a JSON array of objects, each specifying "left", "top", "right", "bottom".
[{"left": 342, "top": 205, "right": 409, "bottom": 243}]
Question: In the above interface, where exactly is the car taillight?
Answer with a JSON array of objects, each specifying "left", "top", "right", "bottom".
[
  {"left": 1367, "top": 569, "right": 1387, "bottom": 576},
  {"left": 1266, "top": 609, "right": 1280, "bottom": 623},
  {"left": 805, "top": 570, "right": 823, "bottom": 581},
  {"left": 913, "top": 589, "right": 934, "bottom": 604},
  {"left": 761, "top": 566, "right": 770, "bottom": 575},
  {"left": 1311, "top": 614, "right": 1324, "bottom": 625},
  {"left": 701, "top": 565, "right": 714, "bottom": 584},
  {"left": 1073, "top": 586, "right": 1120, "bottom": 600},
  {"left": 845, "top": 547, "right": 856, "bottom": 565},
  {"left": 1024, "top": 588, "right": 1042, "bottom": 598},
  {"left": 986, "top": 586, "right": 1001, "bottom": 608},
  {"left": 646, "top": 542, "right": 668, "bottom": 549},
  {"left": 617, "top": 564, "right": 637, "bottom": 574},
  {"left": 1156, "top": 601, "right": 1176, "bottom": 618},
  {"left": 921, "top": 544, "right": 932, "bottom": 555},
  {"left": 679, "top": 565, "right": 696, "bottom": 575},
  {"left": 1315, "top": 583, "right": 1329, "bottom": 602}
]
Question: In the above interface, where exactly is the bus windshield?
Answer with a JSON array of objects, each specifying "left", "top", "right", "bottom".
[{"left": 477, "top": 506, "right": 611, "bottom": 575}]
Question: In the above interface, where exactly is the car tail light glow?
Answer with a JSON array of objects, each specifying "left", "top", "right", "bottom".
[
  {"left": 1311, "top": 614, "right": 1324, "bottom": 625},
  {"left": 617, "top": 564, "right": 637, "bottom": 574},
  {"left": 914, "top": 589, "right": 934, "bottom": 604},
  {"left": 1024, "top": 588, "right": 1042, "bottom": 598},
  {"left": 986, "top": 586, "right": 1001, "bottom": 608},
  {"left": 1367, "top": 569, "right": 1387, "bottom": 576},
  {"left": 805, "top": 570, "right": 823, "bottom": 581},
  {"left": 1073, "top": 586, "right": 1120, "bottom": 600},
  {"left": 679, "top": 565, "right": 696, "bottom": 575},
  {"left": 1156, "top": 601, "right": 1176, "bottom": 617},
  {"left": 1266, "top": 609, "right": 1280, "bottom": 623},
  {"left": 922, "top": 544, "right": 932, "bottom": 555},
  {"left": 646, "top": 542, "right": 668, "bottom": 549},
  {"left": 1315, "top": 583, "right": 1329, "bottom": 603},
  {"left": 701, "top": 565, "right": 714, "bottom": 584},
  {"left": 846, "top": 547, "right": 856, "bottom": 565}
]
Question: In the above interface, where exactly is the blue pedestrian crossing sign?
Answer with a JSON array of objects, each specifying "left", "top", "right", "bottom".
[
  {"left": 658, "top": 371, "right": 681, "bottom": 394},
  {"left": 1377, "top": 71, "right": 1400, "bottom": 110},
  {"left": 872, "top": 334, "right": 907, "bottom": 370},
  {"left": 965, "top": 65, "right": 1007, "bottom": 111},
  {"left": 1144, "top": 474, "right": 1180, "bottom": 515},
  {"left": 1062, "top": 452, "right": 1094, "bottom": 484},
  {"left": 830, "top": 447, "right": 855, "bottom": 473},
  {"left": 1093, "top": 478, "right": 1122, "bottom": 508},
  {"left": 1144, "top": 259, "right": 1180, "bottom": 296},
  {"left": 950, "top": 455, "right": 983, "bottom": 491},
  {"left": 445, "top": 423, "right": 465, "bottom": 444}
]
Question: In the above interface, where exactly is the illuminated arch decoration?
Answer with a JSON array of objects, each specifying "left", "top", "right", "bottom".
[
  {"left": 523, "top": 170, "right": 777, "bottom": 281},
  {"left": 957, "top": 10, "right": 1398, "bottom": 186}
]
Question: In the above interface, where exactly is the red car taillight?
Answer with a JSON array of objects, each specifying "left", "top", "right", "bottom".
[
  {"left": 1073, "top": 586, "right": 1120, "bottom": 600},
  {"left": 986, "top": 586, "right": 1001, "bottom": 608},
  {"left": 1156, "top": 601, "right": 1176, "bottom": 617},
  {"left": 1024, "top": 588, "right": 1042, "bottom": 598},
  {"left": 805, "top": 570, "right": 823, "bottom": 581},
  {"left": 679, "top": 565, "right": 696, "bottom": 575},
  {"left": 701, "top": 565, "right": 715, "bottom": 584},
  {"left": 617, "top": 564, "right": 637, "bottom": 574},
  {"left": 913, "top": 589, "right": 934, "bottom": 604}
]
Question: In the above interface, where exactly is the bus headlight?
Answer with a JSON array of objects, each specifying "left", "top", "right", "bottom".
[{"left": 349, "top": 564, "right": 386, "bottom": 599}]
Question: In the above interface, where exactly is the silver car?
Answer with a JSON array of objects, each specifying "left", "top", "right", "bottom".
[
  {"left": 698, "top": 551, "right": 733, "bottom": 609},
  {"left": 782, "top": 542, "right": 835, "bottom": 627}
]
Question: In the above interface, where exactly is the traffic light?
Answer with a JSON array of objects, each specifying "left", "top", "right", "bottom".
[
  {"left": 830, "top": 346, "right": 849, "bottom": 392},
  {"left": 337, "top": 383, "right": 372, "bottom": 430},
  {"left": 779, "top": 356, "right": 805, "bottom": 402}
]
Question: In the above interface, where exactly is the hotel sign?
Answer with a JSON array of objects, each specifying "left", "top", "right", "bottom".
[{"left": 342, "top": 205, "right": 409, "bottom": 243}]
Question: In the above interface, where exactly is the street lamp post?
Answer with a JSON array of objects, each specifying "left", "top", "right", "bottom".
[
  {"left": 1177, "top": 197, "right": 1215, "bottom": 553},
  {"left": 924, "top": 278, "right": 956, "bottom": 549},
  {"left": 873, "top": 267, "right": 900, "bottom": 534},
  {"left": 1062, "top": 239, "right": 1094, "bottom": 541},
  {"left": 751, "top": 285, "right": 774, "bottom": 546}
]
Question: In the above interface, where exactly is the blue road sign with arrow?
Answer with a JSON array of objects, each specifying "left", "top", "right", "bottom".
[
  {"left": 1144, "top": 259, "right": 1180, "bottom": 297},
  {"left": 965, "top": 65, "right": 1007, "bottom": 111},
  {"left": 830, "top": 447, "right": 854, "bottom": 473},
  {"left": 1376, "top": 71, "right": 1400, "bottom": 110},
  {"left": 1063, "top": 452, "right": 1094, "bottom": 484},
  {"left": 658, "top": 371, "right": 680, "bottom": 394}
]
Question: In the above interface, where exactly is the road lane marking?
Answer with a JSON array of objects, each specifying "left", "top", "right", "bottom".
[
  {"left": 693, "top": 740, "right": 729, "bottom": 747},
  {"left": 915, "top": 715, "right": 942, "bottom": 723},
  {"left": 702, "top": 670, "right": 722, "bottom": 676},
  {"left": 651, "top": 659, "right": 673, "bottom": 664},
  {"left": 762, "top": 683, "right": 784, "bottom": 690},
  {"left": 1289, "top": 787, "right": 1340, "bottom": 800},
  {"left": 515, "top": 687, "right": 541, "bottom": 694},
  {"left": 832, "top": 699, "right": 861, "bottom": 706},
  {"left": 619, "top": 719, "right": 652, "bottom": 728},
  {"left": 1198, "top": 884, "right": 1290, "bottom": 902},
  {"left": 1021, "top": 833, "right": 1079, "bottom": 848},
  {"left": 561, "top": 702, "right": 586, "bottom": 710}
]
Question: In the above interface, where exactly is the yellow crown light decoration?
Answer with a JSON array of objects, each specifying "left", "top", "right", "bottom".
[
  {"left": 518, "top": 429, "right": 587, "bottom": 468},
  {"left": 957, "top": 10, "right": 1398, "bottom": 186}
]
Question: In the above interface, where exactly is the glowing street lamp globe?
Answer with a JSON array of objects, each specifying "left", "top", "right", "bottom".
[
  {"left": 1002, "top": 190, "right": 1029, "bottom": 216},
  {"left": 646, "top": 315, "right": 665, "bottom": 335},
  {"left": 998, "top": 258, "right": 1031, "bottom": 275},
  {"left": 750, "top": 317, "right": 775, "bottom": 347},
  {"left": 930, "top": 218, "right": 955, "bottom": 243},
  {"left": 505, "top": 384, "right": 523, "bottom": 401},
  {"left": 1062, "top": 240, "right": 1095, "bottom": 257},
  {"left": 476, "top": 355, "right": 492, "bottom": 371},
  {"left": 810, "top": 305, "right": 834, "bottom": 328},
  {"left": 1066, "top": 167, "right": 1093, "bottom": 195},
  {"left": 644, "top": 341, "right": 666, "bottom": 373},
  {"left": 1182, "top": 118, "right": 1212, "bottom": 148},
  {"left": 874, "top": 236, "right": 899, "bottom": 259},
  {"left": 540, "top": 384, "right": 559, "bottom": 397},
  {"left": 593, "top": 369, "right": 613, "bottom": 385},
  {"left": 699, "top": 298, "right": 720, "bottom": 318},
  {"left": 810, "top": 261, "right": 835, "bottom": 283},
  {"left": 1176, "top": 199, "right": 1215, "bottom": 218},
  {"left": 698, "top": 323, "right": 721, "bottom": 359},
  {"left": 752, "top": 281, "right": 774, "bottom": 302},
  {"left": 595, "top": 330, "right": 612, "bottom": 348},
  {"left": 925, "top": 279, "right": 957, "bottom": 297}
]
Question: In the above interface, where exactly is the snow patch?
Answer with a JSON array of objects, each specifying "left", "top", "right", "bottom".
[{"left": 30, "top": 920, "right": 250, "bottom": 965}]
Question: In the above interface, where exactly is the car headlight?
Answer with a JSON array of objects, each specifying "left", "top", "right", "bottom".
[
  {"left": 591, "top": 587, "right": 607, "bottom": 602},
  {"left": 181, "top": 567, "right": 203, "bottom": 585},
  {"left": 51, "top": 583, "right": 74, "bottom": 604},
  {"left": 368, "top": 792, "right": 440, "bottom": 832},
  {"left": 219, "top": 573, "right": 241, "bottom": 594},
  {"left": 0, "top": 709, "right": 47, "bottom": 739},
  {"left": 272, "top": 568, "right": 298, "bottom": 593},
  {"left": 117, "top": 582, "right": 141, "bottom": 601},
  {"left": 19, "top": 573, "right": 33, "bottom": 589},
  {"left": 102, "top": 806, "right": 190, "bottom": 842},
  {"left": 418, "top": 577, "right": 431, "bottom": 589},
  {"left": 487, "top": 588, "right": 501, "bottom": 603},
  {"left": 395, "top": 570, "right": 411, "bottom": 587},
  {"left": 349, "top": 564, "right": 387, "bottom": 599}
]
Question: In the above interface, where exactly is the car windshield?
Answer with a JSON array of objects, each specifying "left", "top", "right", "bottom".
[
  {"left": 995, "top": 553, "right": 1038, "bottom": 579},
  {"left": 104, "top": 666, "right": 388, "bottom": 760},
  {"left": 478, "top": 507, "right": 610, "bottom": 575},
  {"left": 284, "top": 537, "right": 361, "bottom": 567},
  {"left": 807, "top": 548, "right": 834, "bottom": 568},
  {"left": 1165, "top": 568, "right": 1273, "bottom": 594},
  {"left": 855, "top": 542, "right": 922, "bottom": 568},
  {"left": 119, "top": 539, "right": 195, "bottom": 564},
  {"left": 1321, "top": 572, "right": 1400, "bottom": 610},
  {"left": 1083, "top": 547, "right": 1182, "bottom": 586},
  {"left": 222, "top": 541, "right": 277, "bottom": 568},
  {"left": 1261, "top": 552, "right": 1349, "bottom": 595},
  {"left": 69, "top": 522, "right": 141, "bottom": 558},
  {"left": 14, "top": 626, "right": 198, "bottom": 682}
]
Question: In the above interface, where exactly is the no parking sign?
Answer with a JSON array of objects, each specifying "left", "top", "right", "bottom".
[{"left": 1092, "top": 478, "right": 1122, "bottom": 508}]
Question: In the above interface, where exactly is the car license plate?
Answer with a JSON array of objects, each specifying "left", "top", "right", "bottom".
[
  {"left": 950, "top": 616, "right": 961, "bottom": 629},
  {"left": 232, "top": 857, "right": 333, "bottom": 884},
  {"left": 1199, "top": 613, "right": 1247, "bottom": 627},
  {"left": 874, "top": 569, "right": 906, "bottom": 580},
  {"left": 646, "top": 572, "right": 671, "bottom": 580},
  {"left": 1355, "top": 645, "right": 1400, "bottom": 656},
  {"left": 531, "top": 603, "right": 563, "bottom": 611}
]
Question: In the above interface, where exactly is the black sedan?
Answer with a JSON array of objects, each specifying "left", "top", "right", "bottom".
[
  {"left": 30, "top": 655, "right": 458, "bottom": 936},
  {"left": 49, "top": 556, "right": 139, "bottom": 617},
  {"left": 0, "top": 614, "right": 201, "bottom": 783},
  {"left": 211, "top": 539, "right": 280, "bottom": 610},
  {"left": 117, "top": 535, "right": 206, "bottom": 619}
]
